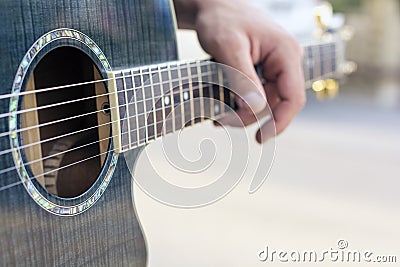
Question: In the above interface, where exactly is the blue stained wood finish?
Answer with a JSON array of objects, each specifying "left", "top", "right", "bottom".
[{"left": 0, "top": 0, "right": 178, "bottom": 265}]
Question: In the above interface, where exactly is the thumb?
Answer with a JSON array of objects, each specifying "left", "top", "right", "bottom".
[{"left": 216, "top": 48, "right": 267, "bottom": 115}]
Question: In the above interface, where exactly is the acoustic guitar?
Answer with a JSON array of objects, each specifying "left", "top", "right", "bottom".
[{"left": 0, "top": 0, "right": 353, "bottom": 265}]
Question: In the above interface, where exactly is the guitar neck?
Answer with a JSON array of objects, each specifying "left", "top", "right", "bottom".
[{"left": 109, "top": 40, "right": 339, "bottom": 153}]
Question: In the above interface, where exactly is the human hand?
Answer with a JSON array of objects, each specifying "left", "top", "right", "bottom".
[{"left": 174, "top": 0, "right": 306, "bottom": 143}]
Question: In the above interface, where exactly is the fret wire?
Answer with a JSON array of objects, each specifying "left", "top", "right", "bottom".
[
  {"left": 123, "top": 83, "right": 233, "bottom": 127},
  {"left": 149, "top": 68, "right": 158, "bottom": 140},
  {"left": 325, "top": 44, "right": 331, "bottom": 75},
  {"left": 122, "top": 49, "right": 337, "bottom": 112},
  {"left": 139, "top": 67, "right": 149, "bottom": 143},
  {"left": 319, "top": 44, "right": 325, "bottom": 77},
  {"left": 167, "top": 64, "right": 176, "bottom": 133},
  {"left": 196, "top": 61, "right": 204, "bottom": 121},
  {"left": 3, "top": 44, "right": 340, "bottom": 157},
  {"left": 119, "top": 43, "right": 338, "bottom": 148},
  {"left": 196, "top": 61, "right": 205, "bottom": 122},
  {"left": 110, "top": 42, "right": 337, "bottom": 89},
  {"left": 303, "top": 46, "right": 311, "bottom": 82},
  {"left": 207, "top": 62, "right": 215, "bottom": 118},
  {"left": 177, "top": 62, "right": 185, "bottom": 128},
  {"left": 131, "top": 69, "right": 141, "bottom": 147},
  {"left": 315, "top": 43, "right": 322, "bottom": 80},
  {"left": 312, "top": 44, "right": 318, "bottom": 81},
  {"left": 186, "top": 62, "right": 195, "bottom": 126},
  {"left": 217, "top": 66, "right": 225, "bottom": 112},
  {"left": 158, "top": 65, "right": 167, "bottom": 136},
  {"left": 130, "top": 110, "right": 230, "bottom": 144},
  {"left": 122, "top": 73, "right": 132, "bottom": 149},
  {"left": 115, "top": 45, "right": 337, "bottom": 103}
]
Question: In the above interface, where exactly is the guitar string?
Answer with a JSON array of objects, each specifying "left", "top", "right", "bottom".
[
  {"left": 0, "top": 49, "right": 337, "bottom": 120},
  {"left": 0, "top": 85, "right": 226, "bottom": 157},
  {"left": 0, "top": 49, "right": 338, "bottom": 135},
  {"left": 0, "top": 71, "right": 217, "bottom": 138},
  {"left": 0, "top": 48, "right": 339, "bottom": 190},
  {"left": 0, "top": 41, "right": 337, "bottom": 102},
  {"left": 0, "top": 110, "right": 225, "bottom": 192},
  {"left": 0, "top": 57, "right": 238, "bottom": 178},
  {"left": 0, "top": 70, "right": 231, "bottom": 157},
  {"left": 0, "top": 60, "right": 215, "bottom": 100},
  {"left": 0, "top": 63, "right": 338, "bottom": 181},
  {"left": 0, "top": 53, "right": 337, "bottom": 159},
  {"left": 0, "top": 54, "right": 337, "bottom": 165},
  {"left": 0, "top": 82, "right": 334, "bottom": 192},
  {"left": 0, "top": 52, "right": 337, "bottom": 158},
  {"left": 0, "top": 69, "right": 215, "bottom": 119}
]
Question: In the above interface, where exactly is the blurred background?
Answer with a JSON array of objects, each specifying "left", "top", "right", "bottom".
[{"left": 134, "top": 0, "right": 400, "bottom": 266}]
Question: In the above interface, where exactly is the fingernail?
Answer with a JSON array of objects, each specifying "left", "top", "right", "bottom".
[{"left": 241, "top": 92, "right": 265, "bottom": 112}]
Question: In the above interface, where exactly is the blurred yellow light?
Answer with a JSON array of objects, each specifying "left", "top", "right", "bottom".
[
  {"left": 312, "top": 80, "right": 326, "bottom": 92},
  {"left": 325, "top": 79, "right": 339, "bottom": 91}
]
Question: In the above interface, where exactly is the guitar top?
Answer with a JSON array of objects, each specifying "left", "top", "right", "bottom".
[
  {"left": 0, "top": 0, "right": 178, "bottom": 266},
  {"left": 0, "top": 0, "right": 351, "bottom": 266}
]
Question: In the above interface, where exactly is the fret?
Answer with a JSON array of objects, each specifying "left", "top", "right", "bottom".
[
  {"left": 179, "top": 63, "right": 192, "bottom": 126},
  {"left": 140, "top": 68, "right": 148, "bottom": 143},
  {"left": 224, "top": 86, "right": 233, "bottom": 111},
  {"left": 201, "top": 62, "right": 212, "bottom": 119},
  {"left": 161, "top": 65, "right": 174, "bottom": 135},
  {"left": 134, "top": 69, "right": 147, "bottom": 144},
  {"left": 322, "top": 44, "right": 328, "bottom": 77},
  {"left": 190, "top": 62, "right": 202, "bottom": 123},
  {"left": 207, "top": 62, "right": 215, "bottom": 118},
  {"left": 115, "top": 73, "right": 130, "bottom": 151},
  {"left": 142, "top": 69, "right": 155, "bottom": 142},
  {"left": 123, "top": 70, "right": 139, "bottom": 148},
  {"left": 217, "top": 66, "right": 225, "bottom": 113},
  {"left": 109, "top": 40, "right": 341, "bottom": 152},
  {"left": 329, "top": 43, "right": 336, "bottom": 75},
  {"left": 332, "top": 43, "right": 337, "bottom": 75},
  {"left": 130, "top": 69, "right": 141, "bottom": 147},
  {"left": 166, "top": 65, "right": 176, "bottom": 132},
  {"left": 149, "top": 67, "right": 158, "bottom": 140},
  {"left": 187, "top": 62, "right": 195, "bottom": 125},
  {"left": 196, "top": 61, "right": 205, "bottom": 122},
  {"left": 319, "top": 44, "right": 325, "bottom": 78},
  {"left": 307, "top": 45, "right": 314, "bottom": 82},
  {"left": 177, "top": 63, "right": 185, "bottom": 129},
  {"left": 313, "top": 44, "right": 321, "bottom": 82},
  {"left": 303, "top": 46, "right": 310, "bottom": 83},
  {"left": 122, "top": 72, "right": 133, "bottom": 149},
  {"left": 210, "top": 63, "right": 221, "bottom": 117},
  {"left": 158, "top": 65, "right": 167, "bottom": 137}
]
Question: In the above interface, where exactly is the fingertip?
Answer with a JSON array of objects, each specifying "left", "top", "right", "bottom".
[
  {"left": 256, "top": 130, "right": 263, "bottom": 144},
  {"left": 213, "top": 120, "right": 222, "bottom": 127},
  {"left": 257, "top": 120, "right": 276, "bottom": 144}
]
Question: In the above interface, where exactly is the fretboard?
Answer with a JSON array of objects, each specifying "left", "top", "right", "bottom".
[{"left": 109, "top": 40, "right": 338, "bottom": 153}]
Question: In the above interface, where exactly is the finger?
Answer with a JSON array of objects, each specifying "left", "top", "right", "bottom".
[
  {"left": 208, "top": 34, "right": 267, "bottom": 114},
  {"left": 256, "top": 46, "right": 305, "bottom": 143}
]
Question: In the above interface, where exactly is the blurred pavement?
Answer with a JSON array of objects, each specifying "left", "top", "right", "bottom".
[{"left": 133, "top": 30, "right": 400, "bottom": 267}]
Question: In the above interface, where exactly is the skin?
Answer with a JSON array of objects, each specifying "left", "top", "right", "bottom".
[{"left": 173, "top": 0, "right": 306, "bottom": 143}]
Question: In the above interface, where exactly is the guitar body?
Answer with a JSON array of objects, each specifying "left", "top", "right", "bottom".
[{"left": 0, "top": 0, "right": 177, "bottom": 265}]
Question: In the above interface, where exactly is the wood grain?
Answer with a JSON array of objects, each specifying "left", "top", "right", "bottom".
[{"left": 0, "top": 0, "right": 178, "bottom": 265}]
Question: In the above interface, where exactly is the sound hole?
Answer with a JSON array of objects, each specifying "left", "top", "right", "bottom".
[{"left": 20, "top": 47, "right": 111, "bottom": 198}]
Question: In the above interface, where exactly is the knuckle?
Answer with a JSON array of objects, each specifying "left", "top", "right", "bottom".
[
  {"left": 295, "top": 93, "right": 307, "bottom": 110},
  {"left": 279, "top": 32, "right": 303, "bottom": 57},
  {"left": 213, "top": 31, "right": 245, "bottom": 51}
]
